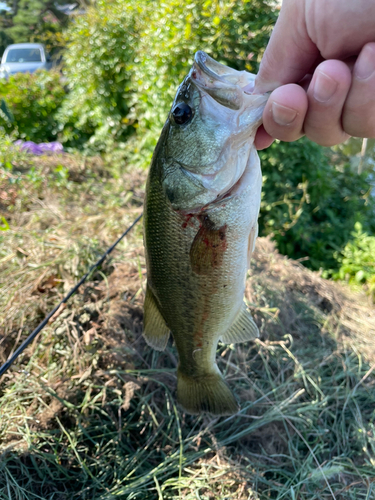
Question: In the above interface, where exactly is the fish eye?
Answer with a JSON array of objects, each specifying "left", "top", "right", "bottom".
[{"left": 172, "top": 102, "right": 193, "bottom": 125}]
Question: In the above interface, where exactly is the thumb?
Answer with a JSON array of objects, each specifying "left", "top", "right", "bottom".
[{"left": 254, "top": 0, "right": 319, "bottom": 93}]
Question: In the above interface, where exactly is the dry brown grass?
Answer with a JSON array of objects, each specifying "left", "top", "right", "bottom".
[
  {"left": 0, "top": 155, "right": 375, "bottom": 499},
  {"left": 250, "top": 237, "right": 375, "bottom": 364}
]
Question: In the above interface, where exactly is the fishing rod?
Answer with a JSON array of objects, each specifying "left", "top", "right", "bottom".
[{"left": 0, "top": 213, "right": 143, "bottom": 378}]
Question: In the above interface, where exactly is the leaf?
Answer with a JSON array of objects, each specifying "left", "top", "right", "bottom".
[
  {"left": 184, "top": 22, "right": 192, "bottom": 39},
  {"left": 0, "top": 216, "right": 10, "bottom": 231},
  {"left": 355, "top": 270, "right": 365, "bottom": 282},
  {"left": 0, "top": 99, "right": 14, "bottom": 124}
]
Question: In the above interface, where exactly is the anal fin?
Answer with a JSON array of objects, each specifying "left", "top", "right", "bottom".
[
  {"left": 220, "top": 302, "right": 259, "bottom": 344},
  {"left": 143, "top": 285, "right": 170, "bottom": 351}
]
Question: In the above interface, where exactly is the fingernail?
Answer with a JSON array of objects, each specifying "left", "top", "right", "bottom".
[
  {"left": 313, "top": 71, "right": 338, "bottom": 102},
  {"left": 271, "top": 102, "right": 297, "bottom": 126},
  {"left": 355, "top": 44, "right": 375, "bottom": 80}
]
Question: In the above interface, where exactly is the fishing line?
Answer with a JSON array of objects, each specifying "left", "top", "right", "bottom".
[{"left": 0, "top": 213, "right": 143, "bottom": 378}]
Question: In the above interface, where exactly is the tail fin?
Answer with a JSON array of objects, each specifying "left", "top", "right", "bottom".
[{"left": 177, "top": 368, "right": 239, "bottom": 416}]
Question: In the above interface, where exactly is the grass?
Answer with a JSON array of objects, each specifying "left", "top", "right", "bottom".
[{"left": 0, "top": 152, "right": 375, "bottom": 499}]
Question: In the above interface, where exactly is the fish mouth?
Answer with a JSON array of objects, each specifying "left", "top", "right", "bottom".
[
  {"left": 194, "top": 51, "right": 255, "bottom": 89},
  {"left": 165, "top": 52, "right": 268, "bottom": 215},
  {"left": 189, "top": 51, "right": 258, "bottom": 110}
]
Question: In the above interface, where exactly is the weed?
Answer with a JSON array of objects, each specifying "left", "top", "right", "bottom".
[{"left": 0, "top": 155, "right": 374, "bottom": 499}]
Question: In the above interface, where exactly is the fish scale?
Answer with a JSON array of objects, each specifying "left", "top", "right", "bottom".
[{"left": 143, "top": 51, "right": 268, "bottom": 415}]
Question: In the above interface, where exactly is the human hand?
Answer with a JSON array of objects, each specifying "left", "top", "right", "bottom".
[{"left": 254, "top": 0, "right": 375, "bottom": 150}]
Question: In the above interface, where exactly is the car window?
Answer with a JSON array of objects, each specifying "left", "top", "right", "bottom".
[{"left": 5, "top": 49, "right": 42, "bottom": 63}]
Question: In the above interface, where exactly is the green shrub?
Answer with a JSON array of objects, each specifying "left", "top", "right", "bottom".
[
  {"left": 0, "top": 70, "right": 66, "bottom": 142},
  {"left": 334, "top": 222, "right": 375, "bottom": 302},
  {"left": 259, "top": 138, "right": 375, "bottom": 271},
  {"left": 56, "top": 0, "right": 142, "bottom": 150},
  {"left": 59, "top": 0, "right": 276, "bottom": 157},
  {"left": 125, "top": 0, "right": 277, "bottom": 167},
  {"left": 0, "top": 129, "right": 29, "bottom": 169}
]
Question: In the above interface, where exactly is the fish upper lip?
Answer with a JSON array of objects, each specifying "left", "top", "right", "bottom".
[
  {"left": 194, "top": 51, "right": 241, "bottom": 86},
  {"left": 194, "top": 51, "right": 230, "bottom": 85},
  {"left": 193, "top": 51, "right": 257, "bottom": 90}
]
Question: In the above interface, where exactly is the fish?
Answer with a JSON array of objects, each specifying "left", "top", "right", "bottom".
[{"left": 143, "top": 51, "right": 268, "bottom": 416}]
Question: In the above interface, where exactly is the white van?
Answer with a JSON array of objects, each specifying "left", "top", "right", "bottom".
[{"left": 0, "top": 43, "right": 52, "bottom": 78}]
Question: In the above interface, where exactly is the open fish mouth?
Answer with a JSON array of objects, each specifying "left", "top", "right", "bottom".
[
  {"left": 189, "top": 51, "right": 257, "bottom": 110},
  {"left": 194, "top": 51, "right": 256, "bottom": 89}
]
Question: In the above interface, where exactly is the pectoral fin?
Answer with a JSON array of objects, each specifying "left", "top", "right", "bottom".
[
  {"left": 143, "top": 285, "right": 170, "bottom": 351},
  {"left": 220, "top": 302, "right": 259, "bottom": 344}
]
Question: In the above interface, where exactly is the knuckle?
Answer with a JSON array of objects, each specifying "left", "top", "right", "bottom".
[
  {"left": 343, "top": 109, "right": 375, "bottom": 138},
  {"left": 305, "top": 124, "right": 347, "bottom": 147}
]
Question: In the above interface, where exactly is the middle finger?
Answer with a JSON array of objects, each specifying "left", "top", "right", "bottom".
[{"left": 304, "top": 60, "right": 351, "bottom": 146}]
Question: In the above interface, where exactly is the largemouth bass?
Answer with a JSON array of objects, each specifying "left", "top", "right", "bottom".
[{"left": 143, "top": 51, "right": 268, "bottom": 416}]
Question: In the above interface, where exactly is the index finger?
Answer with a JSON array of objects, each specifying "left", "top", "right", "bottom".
[{"left": 254, "top": 0, "right": 319, "bottom": 93}]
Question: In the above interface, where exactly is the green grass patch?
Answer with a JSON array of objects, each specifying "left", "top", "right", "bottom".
[{"left": 0, "top": 155, "right": 375, "bottom": 499}]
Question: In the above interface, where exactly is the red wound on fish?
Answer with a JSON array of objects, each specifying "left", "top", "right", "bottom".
[
  {"left": 189, "top": 216, "right": 227, "bottom": 274},
  {"left": 182, "top": 213, "right": 195, "bottom": 229}
]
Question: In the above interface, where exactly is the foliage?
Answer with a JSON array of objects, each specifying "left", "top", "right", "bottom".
[
  {"left": 334, "top": 222, "right": 375, "bottom": 302},
  {"left": 259, "top": 138, "right": 375, "bottom": 271},
  {"left": 0, "top": 129, "right": 29, "bottom": 169},
  {"left": 59, "top": 0, "right": 277, "bottom": 157},
  {"left": 1, "top": 0, "right": 68, "bottom": 54},
  {"left": 0, "top": 98, "right": 13, "bottom": 125},
  {"left": 0, "top": 29, "right": 13, "bottom": 58},
  {"left": 0, "top": 3, "right": 14, "bottom": 57},
  {"left": 56, "top": 0, "right": 142, "bottom": 150},
  {"left": 0, "top": 70, "right": 66, "bottom": 142},
  {"left": 29, "top": 22, "right": 67, "bottom": 57}
]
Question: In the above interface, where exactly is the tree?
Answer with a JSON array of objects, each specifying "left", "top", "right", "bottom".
[
  {"left": 0, "top": 29, "right": 13, "bottom": 58},
  {"left": 0, "top": 0, "right": 69, "bottom": 54},
  {"left": 0, "top": 3, "right": 14, "bottom": 56}
]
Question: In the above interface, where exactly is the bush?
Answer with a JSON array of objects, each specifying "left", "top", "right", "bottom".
[
  {"left": 125, "top": 0, "right": 277, "bottom": 167},
  {"left": 0, "top": 129, "right": 30, "bottom": 170},
  {"left": 0, "top": 70, "right": 66, "bottom": 142},
  {"left": 56, "top": 0, "right": 142, "bottom": 150},
  {"left": 59, "top": 0, "right": 276, "bottom": 158},
  {"left": 334, "top": 222, "right": 375, "bottom": 302},
  {"left": 259, "top": 138, "right": 375, "bottom": 271}
]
